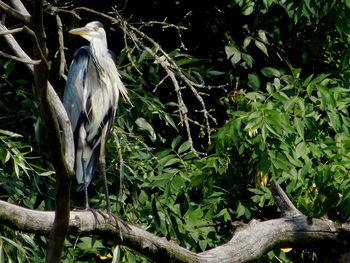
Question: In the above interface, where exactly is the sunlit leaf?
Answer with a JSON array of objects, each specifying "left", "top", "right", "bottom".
[
  {"left": 178, "top": 141, "right": 192, "bottom": 154},
  {"left": 225, "top": 45, "right": 241, "bottom": 65},
  {"left": 135, "top": 117, "right": 156, "bottom": 141},
  {"left": 255, "top": 40, "right": 269, "bottom": 57},
  {"left": 261, "top": 67, "right": 282, "bottom": 78}
]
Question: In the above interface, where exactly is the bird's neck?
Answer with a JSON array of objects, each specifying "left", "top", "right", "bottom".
[{"left": 90, "top": 39, "right": 109, "bottom": 69}]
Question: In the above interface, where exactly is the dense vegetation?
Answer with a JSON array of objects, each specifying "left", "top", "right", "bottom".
[{"left": 0, "top": 0, "right": 349, "bottom": 261}]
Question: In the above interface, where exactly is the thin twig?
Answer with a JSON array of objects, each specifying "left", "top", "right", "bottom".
[
  {"left": 0, "top": 27, "right": 23, "bottom": 35},
  {"left": 124, "top": 22, "right": 215, "bottom": 147},
  {"left": 123, "top": 25, "right": 143, "bottom": 75},
  {"left": 55, "top": 14, "right": 67, "bottom": 80},
  {"left": 135, "top": 20, "right": 188, "bottom": 31},
  {"left": 46, "top": 1, "right": 81, "bottom": 19},
  {"left": 0, "top": 51, "right": 41, "bottom": 64},
  {"left": 22, "top": 25, "right": 49, "bottom": 67}
]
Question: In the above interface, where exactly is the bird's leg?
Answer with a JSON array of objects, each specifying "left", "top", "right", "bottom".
[
  {"left": 80, "top": 147, "right": 103, "bottom": 224},
  {"left": 82, "top": 156, "right": 90, "bottom": 209},
  {"left": 99, "top": 125, "right": 112, "bottom": 214},
  {"left": 99, "top": 126, "right": 129, "bottom": 239},
  {"left": 84, "top": 184, "right": 89, "bottom": 209}
]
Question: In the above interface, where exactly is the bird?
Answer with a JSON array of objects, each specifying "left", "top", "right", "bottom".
[{"left": 63, "top": 21, "right": 130, "bottom": 213}]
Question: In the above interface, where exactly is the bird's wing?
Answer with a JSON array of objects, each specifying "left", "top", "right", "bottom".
[
  {"left": 63, "top": 46, "right": 90, "bottom": 130},
  {"left": 64, "top": 46, "right": 99, "bottom": 190}
]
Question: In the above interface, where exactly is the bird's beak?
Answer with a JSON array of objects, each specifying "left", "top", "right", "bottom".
[{"left": 69, "top": 27, "right": 90, "bottom": 36}]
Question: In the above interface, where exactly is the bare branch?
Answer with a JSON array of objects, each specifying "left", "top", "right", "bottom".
[
  {"left": 0, "top": 50, "right": 40, "bottom": 64},
  {"left": 0, "top": 1, "right": 31, "bottom": 24},
  {"left": 22, "top": 25, "right": 49, "bottom": 66},
  {"left": 154, "top": 53, "right": 197, "bottom": 155},
  {"left": 10, "top": 0, "right": 29, "bottom": 15},
  {"left": 55, "top": 13, "right": 67, "bottom": 80},
  {"left": 0, "top": 27, "right": 23, "bottom": 35}
]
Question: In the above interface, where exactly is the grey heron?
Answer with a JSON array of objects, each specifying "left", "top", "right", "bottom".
[{"left": 63, "top": 21, "right": 129, "bottom": 213}]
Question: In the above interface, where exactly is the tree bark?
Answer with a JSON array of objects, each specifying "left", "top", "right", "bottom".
[{"left": 0, "top": 199, "right": 348, "bottom": 263}]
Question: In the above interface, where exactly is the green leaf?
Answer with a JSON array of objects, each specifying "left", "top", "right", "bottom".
[
  {"left": 327, "top": 110, "right": 341, "bottom": 132},
  {"left": 295, "top": 142, "right": 309, "bottom": 159},
  {"left": 135, "top": 117, "right": 156, "bottom": 141},
  {"left": 217, "top": 208, "right": 231, "bottom": 221},
  {"left": 178, "top": 141, "right": 192, "bottom": 154},
  {"left": 241, "top": 53, "right": 254, "bottom": 68},
  {"left": 164, "top": 158, "right": 180, "bottom": 167},
  {"left": 236, "top": 201, "right": 245, "bottom": 218},
  {"left": 164, "top": 113, "right": 179, "bottom": 131},
  {"left": 318, "top": 86, "right": 335, "bottom": 109},
  {"left": 295, "top": 118, "right": 305, "bottom": 140},
  {"left": 158, "top": 154, "right": 177, "bottom": 166},
  {"left": 206, "top": 70, "right": 225, "bottom": 76},
  {"left": 189, "top": 174, "right": 204, "bottom": 187},
  {"left": 171, "top": 174, "right": 184, "bottom": 192},
  {"left": 255, "top": 40, "right": 269, "bottom": 57},
  {"left": 242, "top": 2, "right": 254, "bottom": 15},
  {"left": 258, "top": 30, "right": 269, "bottom": 44},
  {"left": 199, "top": 240, "right": 208, "bottom": 251},
  {"left": 0, "top": 129, "right": 22, "bottom": 138},
  {"left": 175, "top": 57, "right": 202, "bottom": 66},
  {"left": 225, "top": 45, "right": 241, "bottom": 65},
  {"left": 248, "top": 73, "right": 261, "bottom": 90},
  {"left": 261, "top": 67, "right": 282, "bottom": 78},
  {"left": 171, "top": 136, "right": 182, "bottom": 150}
]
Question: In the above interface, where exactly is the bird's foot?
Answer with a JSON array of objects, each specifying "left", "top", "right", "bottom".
[
  {"left": 105, "top": 212, "right": 131, "bottom": 241},
  {"left": 73, "top": 206, "right": 106, "bottom": 225}
]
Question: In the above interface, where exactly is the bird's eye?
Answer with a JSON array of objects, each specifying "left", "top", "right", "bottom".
[{"left": 93, "top": 26, "right": 99, "bottom": 32}]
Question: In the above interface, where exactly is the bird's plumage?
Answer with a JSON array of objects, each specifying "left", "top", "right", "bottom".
[{"left": 64, "top": 21, "right": 129, "bottom": 192}]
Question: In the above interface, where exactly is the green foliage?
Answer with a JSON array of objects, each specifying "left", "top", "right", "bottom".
[
  {"left": 0, "top": 129, "right": 49, "bottom": 261},
  {"left": 105, "top": 133, "right": 233, "bottom": 252},
  {"left": 0, "top": 227, "right": 44, "bottom": 262},
  {"left": 215, "top": 68, "right": 350, "bottom": 219},
  {"left": 0, "top": 59, "right": 53, "bottom": 262}
]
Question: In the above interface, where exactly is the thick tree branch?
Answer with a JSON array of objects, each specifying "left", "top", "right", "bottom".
[
  {"left": 10, "top": 0, "right": 28, "bottom": 13},
  {"left": 270, "top": 180, "right": 303, "bottom": 217},
  {"left": 31, "top": 0, "right": 71, "bottom": 262},
  {"left": 0, "top": 188, "right": 349, "bottom": 263}
]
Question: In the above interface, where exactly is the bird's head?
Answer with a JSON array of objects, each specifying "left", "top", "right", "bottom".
[{"left": 69, "top": 21, "right": 106, "bottom": 42}]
